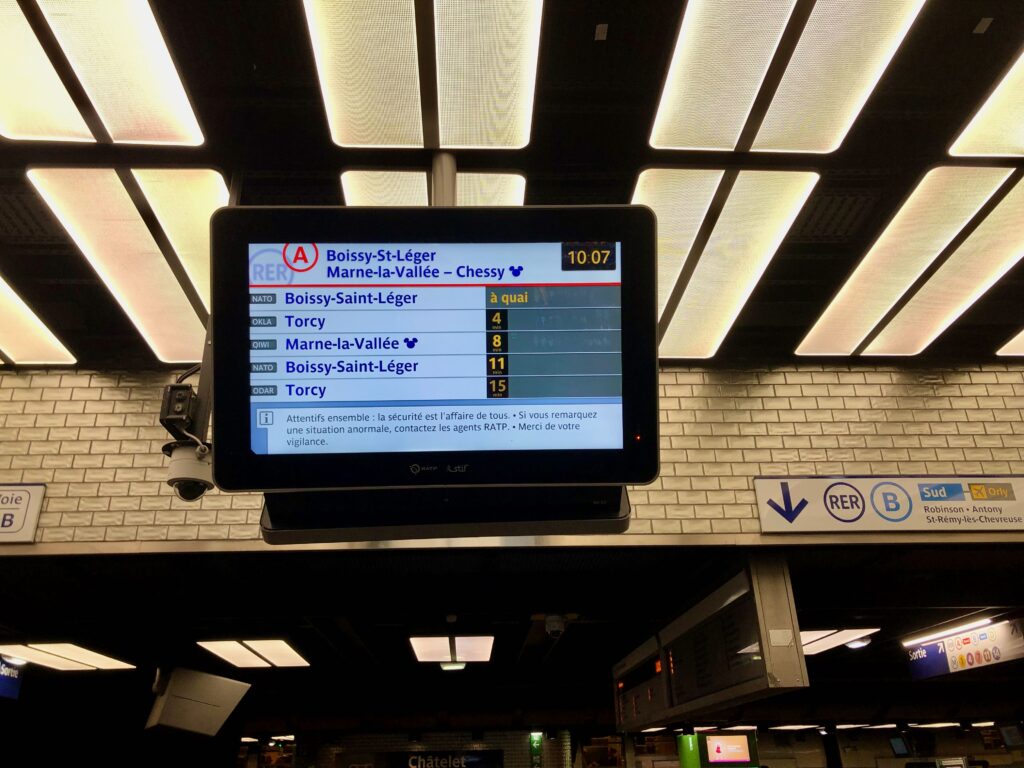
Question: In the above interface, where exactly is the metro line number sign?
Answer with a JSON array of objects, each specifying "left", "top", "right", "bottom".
[{"left": 755, "top": 476, "right": 1024, "bottom": 534}]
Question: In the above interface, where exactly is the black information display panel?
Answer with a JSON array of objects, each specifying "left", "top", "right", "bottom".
[{"left": 212, "top": 206, "right": 658, "bottom": 492}]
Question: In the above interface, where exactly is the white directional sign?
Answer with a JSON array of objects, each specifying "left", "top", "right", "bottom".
[
  {"left": 756, "top": 476, "right": 1024, "bottom": 533},
  {"left": 0, "top": 485, "right": 44, "bottom": 543}
]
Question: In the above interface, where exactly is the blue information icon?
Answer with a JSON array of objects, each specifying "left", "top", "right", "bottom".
[
  {"left": 823, "top": 482, "right": 866, "bottom": 523},
  {"left": 870, "top": 481, "right": 913, "bottom": 522}
]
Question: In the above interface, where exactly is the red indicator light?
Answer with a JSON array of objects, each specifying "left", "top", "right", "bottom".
[{"left": 634, "top": 434, "right": 642, "bottom": 442}]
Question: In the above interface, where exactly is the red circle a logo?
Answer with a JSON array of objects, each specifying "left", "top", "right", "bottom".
[{"left": 282, "top": 242, "right": 319, "bottom": 272}]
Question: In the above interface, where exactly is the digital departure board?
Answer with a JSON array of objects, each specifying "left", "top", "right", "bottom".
[
  {"left": 247, "top": 241, "right": 623, "bottom": 455},
  {"left": 211, "top": 207, "right": 658, "bottom": 492}
]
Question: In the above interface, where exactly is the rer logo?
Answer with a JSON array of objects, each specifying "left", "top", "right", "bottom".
[
  {"left": 870, "top": 481, "right": 913, "bottom": 522},
  {"left": 918, "top": 483, "right": 965, "bottom": 501},
  {"left": 823, "top": 482, "right": 865, "bottom": 523},
  {"left": 249, "top": 246, "right": 294, "bottom": 285},
  {"left": 0, "top": 490, "right": 28, "bottom": 532}
]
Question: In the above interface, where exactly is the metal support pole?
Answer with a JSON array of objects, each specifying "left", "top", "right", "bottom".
[{"left": 431, "top": 151, "right": 457, "bottom": 206}]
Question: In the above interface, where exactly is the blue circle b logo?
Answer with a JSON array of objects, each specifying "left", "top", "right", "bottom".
[{"left": 870, "top": 481, "right": 913, "bottom": 522}]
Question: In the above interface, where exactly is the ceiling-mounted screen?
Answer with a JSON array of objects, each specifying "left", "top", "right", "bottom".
[{"left": 211, "top": 206, "right": 658, "bottom": 492}]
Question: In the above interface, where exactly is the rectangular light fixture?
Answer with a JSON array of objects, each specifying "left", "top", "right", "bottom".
[
  {"left": 440, "top": 662, "right": 466, "bottom": 671},
  {"left": 630, "top": 169, "right": 724, "bottom": 315},
  {"left": 454, "top": 635, "right": 494, "bottom": 662},
  {"left": 660, "top": 170, "right": 818, "bottom": 358},
  {"left": 723, "top": 726, "right": 758, "bottom": 731},
  {"left": 901, "top": 618, "right": 993, "bottom": 648},
  {"left": 0, "top": 644, "right": 94, "bottom": 671},
  {"left": 457, "top": 173, "right": 527, "bottom": 206},
  {"left": 864, "top": 178, "right": 1024, "bottom": 355},
  {"left": 241, "top": 640, "right": 309, "bottom": 668},
  {"left": 303, "top": 0, "right": 423, "bottom": 148},
  {"left": 641, "top": 727, "right": 667, "bottom": 733},
  {"left": 342, "top": 171, "right": 428, "bottom": 207},
  {"left": 972, "top": 722, "right": 996, "bottom": 728},
  {"left": 950, "top": 50, "right": 1024, "bottom": 156},
  {"left": 751, "top": 0, "right": 925, "bottom": 153},
  {"left": 197, "top": 641, "right": 271, "bottom": 668},
  {"left": 36, "top": 0, "right": 203, "bottom": 145},
  {"left": 693, "top": 727, "right": 719, "bottom": 732},
  {"left": 0, "top": 1, "right": 93, "bottom": 142},
  {"left": 835, "top": 725, "right": 870, "bottom": 730},
  {"left": 28, "top": 643, "right": 134, "bottom": 670},
  {"left": 0, "top": 273, "right": 75, "bottom": 364},
  {"left": 27, "top": 167, "right": 206, "bottom": 363},
  {"left": 863, "top": 724, "right": 898, "bottom": 730},
  {"left": 910, "top": 723, "right": 960, "bottom": 729},
  {"left": 769, "top": 725, "right": 820, "bottom": 731},
  {"left": 131, "top": 168, "right": 229, "bottom": 310},
  {"left": 802, "top": 628, "right": 880, "bottom": 656},
  {"left": 650, "top": 0, "right": 796, "bottom": 150},
  {"left": 797, "top": 166, "right": 1012, "bottom": 356},
  {"left": 410, "top": 636, "right": 453, "bottom": 663},
  {"left": 998, "top": 328, "right": 1024, "bottom": 356},
  {"left": 435, "top": 0, "right": 543, "bottom": 149},
  {"left": 799, "top": 629, "right": 838, "bottom": 645}
]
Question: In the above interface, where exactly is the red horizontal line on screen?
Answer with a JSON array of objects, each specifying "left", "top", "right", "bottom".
[{"left": 249, "top": 283, "right": 622, "bottom": 288}]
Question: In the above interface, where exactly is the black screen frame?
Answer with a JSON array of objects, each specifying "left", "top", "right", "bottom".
[{"left": 211, "top": 206, "right": 658, "bottom": 492}]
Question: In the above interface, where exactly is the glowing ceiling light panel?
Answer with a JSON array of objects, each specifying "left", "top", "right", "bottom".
[
  {"left": 998, "top": 328, "right": 1024, "bottom": 356},
  {"left": 28, "top": 168, "right": 206, "bottom": 363},
  {"left": 0, "top": 274, "right": 75, "bottom": 364},
  {"left": 409, "top": 637, "right": 452, "bottom": 663},
  {"left": 801, "top": 628, "right": 880, "bottom": 655},
  {"left": 950, "top": 49, "right": 1024, "bottom": 157},
  {"left": 456, "top": 173, "right": 527, "bottom": 206},
  {"left": 342, "top": 171, "right": 428, "bottom": 206},
  {"left": 197, "top": 641, "right": 271, "bottom": 668},
  {"left": 630, "top": 168, "right": 724, "bottom": 316},
  {"left": 0, "top": 644, "right": 93, "bottom": 671},
  {"left": 752, "top": 0, "right": 925, "bottom": 153},
  {"left": 132, "top": 168, "right": 229, "bottom": 310},
  {"left": 35, "top": 0, "right": 203, "bottom": 145},
  {"left": 28, "top": 643, "right": 134, "bottom": 670},
  {"left": 453, "top": 636, "right": 494, "bottom": 662},
  {"left": 649, "top": 0, "right": 796, "bottom": 150},
  {"left": 0, "top": 1, "right": 93, "bottom": 142},
  {"left": 435, "top": 0, "right": 544, "bottom": 149},
  {"left": 797, "top": 166, "right": 1012, "bottom": 356},
  {"left": 660, "top": 170, "right": 818, "bottom": 358},
  {"left": 303, "top": 0, "right": 423, "bottom": 148},
  {"left": 865, "top": 178, "right": 1024, "bottom": 355},
  {"left": 242, "top": 640, "right": 309, "bottom": 668}
]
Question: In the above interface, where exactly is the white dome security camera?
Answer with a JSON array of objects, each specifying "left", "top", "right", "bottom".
[{"left": 166, "top": 443, "right": 214, "bottom": 502}]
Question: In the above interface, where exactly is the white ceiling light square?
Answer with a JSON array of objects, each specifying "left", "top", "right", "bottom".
[
  {"left": 630, "top": 169, "right": 724, "bottom": 316},
  {"left": 303, "top": 0, "right": 423, "bottom": 148},
  {"left": 342, "top": 171, "right": 429, "bottom": 207},
  {"left": 865, "top": 178, "right": 1024, "bottom": 355},
  {"left": 950, "top": 50, "right": 1024, "bottom": 157},
  {"left": 0, "top": 274, "right": 75, "bottom": 364},
  {"left": 752, "top": 0, "right": 925, "bottom": 153},
  {"left": 798, "top": 630, "right": 838, "bottom": 645},
  {"left": 0, "top": 1, "right": 93, "bottom": 142},
  {"left": 0, "top": 644, "right": 93, "bottom": 671},
  {"left": 796, "top": 166, "right": 1012, "bottom": 356},
  {"left": 435, "top": 0, "right": 544, "bottom": 149},
  {"left": 242, "top": 640, "right": 309, "bottom": 668},
  {"left": 649, "top": 0, "right": 796, "bottom": 150},
  {"left": 802, "top": 628, "right": 880, "bottom": 656},
  {"left": 28, "top": 643, "right": 134, "bottom": 670},
  {"left": 131, "top": 168, "right": 229, "bottom": 310},
  {"left": 197, "top": 641, "right": 271, "bottom": 668},
  {"left": 457, "top": 173, "right": 527, "bottom": 206},
  {"left": 409, "top": 636, "right": 452, "bottom": 663},
  {"left": 454, "top": 636, "right": 494, "bottom": 662},
  {"left": 27, "top": 168, "right": 206, "bottom": 363},
  {"left": 660, "top": 170, "right": 818, "bottom": 358},
  {"left": 36, "top": 0, "right": 203, "bottom": 145},
  {"left": 998, "top": 328, "right": 1024, "bottom": 356}
]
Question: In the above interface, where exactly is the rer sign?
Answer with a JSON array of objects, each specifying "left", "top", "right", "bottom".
[
  {"left": 755, "top": 476, "right": 1024, "bottom": 533},
  {"left": 0, "top": 485, "right": 44, "bottom": 544}
]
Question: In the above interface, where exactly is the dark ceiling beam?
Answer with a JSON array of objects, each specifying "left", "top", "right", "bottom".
[
  {"left": 853, "top": 167, "right": 1024, "bottom": 355},
  {"left": 414, "top": 0, "right": 441, "bottom": 152}
]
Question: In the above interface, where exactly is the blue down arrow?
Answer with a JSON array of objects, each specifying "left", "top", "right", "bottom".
[{"left": 766, "top": 481, "right": 808, "bottom": 523}]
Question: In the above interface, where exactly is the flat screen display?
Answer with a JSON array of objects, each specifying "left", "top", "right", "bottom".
[
  {"left": 705, "top": 736, "right": 752, "bottom": 764},
  {"left": 247, "top": 240, "right": 623, "bottom": 455},
  {"left": 212, "top": 206, "right": 657, "bottom": 492},
  {"left": 889, "top": 737, "right": 911, "bottom": 757}
]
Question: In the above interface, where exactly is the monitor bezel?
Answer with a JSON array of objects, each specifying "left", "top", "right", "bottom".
[{"left": 211, "top": 205, "right": 659, "bottom": 492}]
